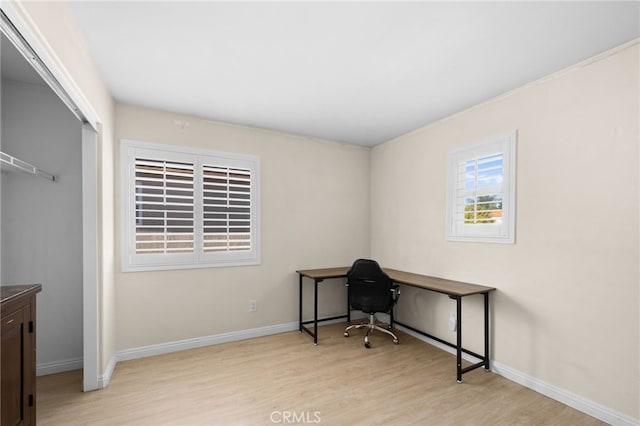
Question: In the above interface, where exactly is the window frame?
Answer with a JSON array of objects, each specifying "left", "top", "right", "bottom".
[
  {"left": 120, "top": 139, "right": 260, "bottom": 272},
  {"left": 446, "top": 131, "right": 517, "bottom": 244}
]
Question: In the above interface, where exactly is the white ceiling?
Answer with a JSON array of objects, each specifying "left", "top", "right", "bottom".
[{"left": 68, "top": 1, "right": 639, "bottom": 146}]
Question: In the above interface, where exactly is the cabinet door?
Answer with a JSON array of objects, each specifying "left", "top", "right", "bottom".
[{"left": 1, "top": 304, "right": 31, "bottom": 426}]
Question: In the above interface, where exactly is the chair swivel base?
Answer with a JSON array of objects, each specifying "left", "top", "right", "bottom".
[{"left": 344, "top": 314, "right": 399, "bottom": 348}]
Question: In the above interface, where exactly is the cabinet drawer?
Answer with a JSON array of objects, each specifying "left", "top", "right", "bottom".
[{"left": 1, "top": 310, "right": 22, "bottom": 331}]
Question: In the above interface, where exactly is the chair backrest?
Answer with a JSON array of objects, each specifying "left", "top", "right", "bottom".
[{"left": 347, "top": 259, "right": 394, "bottom": 314}]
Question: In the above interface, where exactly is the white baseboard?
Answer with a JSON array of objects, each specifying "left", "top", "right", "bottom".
[
  {"left": 116, "top": 321, "right": 299, "bottom": 362},
  {"left": 36, "top": 357, "right": 83, "bottom": 376},
  {"left": 116, "top": 316, "right": 355, "bottom": 362},
  {"left": 491, "top": 361, "right": 639, "bottom": 426},
  {"left": 395, "top": 324, "right": 639, "bottom": 426},
  {"left": 98, "top": 355, "right": 117, "bottom": 389},
  {"left": 36, "top": 355, "right": 116, "bottom": 391}
]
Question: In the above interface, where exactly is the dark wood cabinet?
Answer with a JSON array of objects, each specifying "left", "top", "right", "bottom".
[{"left": 1, "top": 284, "right": 41, "bottom": 426}]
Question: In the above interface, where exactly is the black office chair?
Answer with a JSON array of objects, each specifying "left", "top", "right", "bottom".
[{"left": 344, "top": 259, "right": 400, "bottom": 348}]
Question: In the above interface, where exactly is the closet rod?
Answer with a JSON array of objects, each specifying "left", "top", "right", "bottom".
[{"left": 0, "top": 151, "right": 56, "bottom": 182}]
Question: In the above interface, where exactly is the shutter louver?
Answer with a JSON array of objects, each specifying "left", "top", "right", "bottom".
[
  {"left": 202, "top": 165, "right": 252, "bottom": 253},
  {"left": 134, "top": 158, "right": 195, "bottom": 254}
]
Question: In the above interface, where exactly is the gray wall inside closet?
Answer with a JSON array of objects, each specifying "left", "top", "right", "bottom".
[{"left": 1, "top": 67, "right": 83, "bottom": 373}]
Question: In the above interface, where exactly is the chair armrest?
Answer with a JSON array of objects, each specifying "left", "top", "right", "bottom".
[{"left": 391, "top": 284, "right": 400, "bottom": 303}]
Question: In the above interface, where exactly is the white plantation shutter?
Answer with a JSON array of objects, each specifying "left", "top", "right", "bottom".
[
  {"left": 447, "top": 132, "right": 516, "bottom": 243},
  {"left": 455, "top": 153, "right": 504, "bottom": 225},
  {"left": 202, "top": 165, "right": 252, "bottom": 253},
  {"left": 135, "top": 158, "right": 195, "bottom": 254},
  {"left": 122, "top": 140, "right": 260, "bottom": 272}
]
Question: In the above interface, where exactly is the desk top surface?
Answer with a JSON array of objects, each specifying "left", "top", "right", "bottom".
[{"left": 296, "top": 266, "right": 495, "bottom": 297}]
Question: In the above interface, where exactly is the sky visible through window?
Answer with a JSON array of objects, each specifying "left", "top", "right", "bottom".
[{"left": 463, "top": 153, "right": 503, "bottom": 224}]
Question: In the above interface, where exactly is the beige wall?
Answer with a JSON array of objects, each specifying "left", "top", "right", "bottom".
[
  {"left": 371, "top": 42, "right": 639, "bottom": 418},
  {"left": 10, "top": 1, "right": 117, "bottom": 376},
  {"left": 114, "top": 104, "right": 370, "bottom": 349}
]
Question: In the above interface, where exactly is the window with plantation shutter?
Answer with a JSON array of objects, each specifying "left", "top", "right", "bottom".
[
  {"left": 121, "top": 139, "right": 260, "bottom": 271},
  {"left": 446, "top": 131, "right": 516, "bottom": 243}
]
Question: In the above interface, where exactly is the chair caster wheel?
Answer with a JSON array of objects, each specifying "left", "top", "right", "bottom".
[
  {"left": 343, "top": 332, "right": 349, "bottom": 337},
  {"left": 364, "top": 342, "right": 371, "bottom": 349},
  {"left": 393, "top": 339, "right": 399, "bottom": 345}
]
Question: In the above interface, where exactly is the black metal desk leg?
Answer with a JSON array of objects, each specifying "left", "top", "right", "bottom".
[
  {"left": 299, "top": 275, "right": 303, "bottom": 332},
  {"left": 313, "top": 279, "right": 319, "bottom": 345},
  {"left": 456, "top": 296, "right": 463, "bottom": 383},
  {"left": 484, "top": 292, "right": 490, "bottom": 370}
]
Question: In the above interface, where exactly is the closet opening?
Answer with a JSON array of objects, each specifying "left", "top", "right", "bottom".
[{"left": 1, "top": 9, "right": 100, "bottom": 391}]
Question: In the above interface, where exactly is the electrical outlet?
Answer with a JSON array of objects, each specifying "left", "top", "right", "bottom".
[
  {"left": 448, "top": 312, "right": 457, "bottom": 331},
  {"left": 249, "top": 300, "right": 257, "bottom": 312}
]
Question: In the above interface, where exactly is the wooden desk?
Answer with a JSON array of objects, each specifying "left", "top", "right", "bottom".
[{"left": 296, "top": 267, "right": 495, "bottom": 382}]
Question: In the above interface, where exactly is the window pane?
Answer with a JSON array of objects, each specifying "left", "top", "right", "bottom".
[
  {"left": 135, "top": 158, "right": 195, "bottom": 254},
  {"left": 202, "top": 165, "right": 252, "bottom": 253},
  {"left": 457, "top": 153, "right": 504, "bottom": 224}
]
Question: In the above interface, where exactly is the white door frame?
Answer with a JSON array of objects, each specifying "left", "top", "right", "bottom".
[
  {"left": 82, "top": 124, "right": 99, "bottom": 391},
  {"left": 1, "top": 4, "right": 101, "bottom": 391}
]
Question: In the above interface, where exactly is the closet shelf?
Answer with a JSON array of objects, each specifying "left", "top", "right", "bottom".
[{"left": 0, "top": 151, "right": 56, "bottom": 182}]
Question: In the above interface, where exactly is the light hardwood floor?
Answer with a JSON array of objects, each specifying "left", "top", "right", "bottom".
[{"left": 37, "top": 323, "right": 603, "bottom": 425}]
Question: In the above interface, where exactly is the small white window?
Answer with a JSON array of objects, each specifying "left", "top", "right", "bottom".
[
  {"left": 446, "top": 131, "right": 516, "bottom": 243},
  {"left": 121, "top": 139, "right": 260, "bottom": 271}
]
